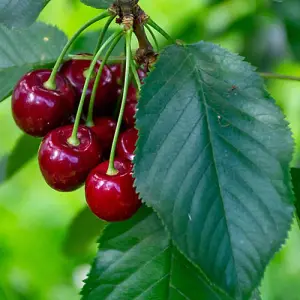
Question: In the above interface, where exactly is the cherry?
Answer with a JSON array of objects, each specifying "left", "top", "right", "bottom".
[
  {"left": 85, "top": 158, "right": 141, "bottom": 222},
  {"left": 110, "top": 63, "right": 147, "bottom": 103},
  {"left": 39, "top": 125, "right": 102, "bottom": 192},
  {"left": 110, "top": 63, "right": 122, "bottom": 84},
  {"left": 12, "top": 70, "right": 76, "bottom": 137},
  {"left": 90, "top": 117, "right": 117, "bottom": 154},
  {"left": 60, "top": 55, "right": 117, "bottom": 110},
  {"left": 127, "top": 84, "right": 138, "bottom": 103},
  {"left": 123, "top": 101, "right": 137, "bottom": 128},
  {"left": 116, "top": 128, "right": 138, "bottom": 161},
  {"left": 65, "top": 114, "right": 85, "bottom": 125}
]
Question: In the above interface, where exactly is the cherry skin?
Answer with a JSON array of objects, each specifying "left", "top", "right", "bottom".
[
  {"left": 39, "top": 125, "right": 102, "bottom": 192},
  {"left": 60, "top": 55, "right": 117, "bottom": 110},
  {"left": 123, "top": 101, "right": 137, "bottom": 128},
  {"left": 116, "top": 128, "right": 138, "bottom": 161},
  {"left": 90, "top": 117, "right": 117, "bottom": 154},
  {"left": 110, "top": 63, "right": 147, "bottom": 103},
  {"left": 12, "top": 70, "right": 76, "bottom": 137},
  {"left": 85, "top": 158, "right": 141, "bottom": 222},
  {"left": 110, "top": 63, "right": 122, "bottom": 84}
]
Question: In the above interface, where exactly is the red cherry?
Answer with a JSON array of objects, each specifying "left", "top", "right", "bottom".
[
  {"left": 123, "top": 101, "right": 137, "bottom": 128},
  {"left": 110, "top": 64, "right": 122, "bottom": 84},
  {"left": 116, "top": 128, "right": 138, "bottom": 161},
  {"left": 39, "top": 125, "right": 102, "bottom": 192},
  {"left": 90, "top": 117, "right": 117, "bottom": 153},
  {"left": 12, "top": 70, "right": 76, "bottom": 137},
  {"left": 137, "top": 68, "right": 147, "bottom": 84},
  {"left": 127, "top": 84, "right": 138, "bottom": 103},
  {"left": 60, "top": 56, "right": 116, "bottom": 110},
  {"left": 85, "top": 158, "right": 141, "bottom": 222},
  {"left": 65, "top": 114, "right": 86, "bottom": 125},
  {"left": 110, "top": 64, "right": 147, "bottom": 103}
]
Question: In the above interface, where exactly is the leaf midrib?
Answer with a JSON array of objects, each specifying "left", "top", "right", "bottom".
[{"left": 183, "top": 45, "right": 240, "bottom": 297}]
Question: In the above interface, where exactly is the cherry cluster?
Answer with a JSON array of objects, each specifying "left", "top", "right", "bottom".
[{"left": 11, "top": 54, "right": 145, "bottom": 222}]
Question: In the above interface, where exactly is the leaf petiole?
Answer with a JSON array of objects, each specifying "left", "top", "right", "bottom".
[
  {"left": 146, "top": 18, "right": 175, "bottom": 44},
  {"left": 259, "top": 72, "right": 300, "bottom": 82},
  {"left": 145, "top": 23, "right": 159, "bottom": 51}
]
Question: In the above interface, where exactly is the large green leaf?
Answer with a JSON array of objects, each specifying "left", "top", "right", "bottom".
[
  {"left": 134, "top": 42, "right": 294, "bottom": 299},
  {"left": 63, "top": 207, "right": 107, "bottom": 257},
  {"left": 291, "top": 168, "right": 300, "bottom": 222},
  {"left": 0, "top": 0, "right": 50, "bottom": 28},
  {"left": 81, "top": 206, "right": 234, "bottom": 300},
  {"left": 0, "top": 135, "right": 40, "bottom": 184},
  {"left": 0, "top": 22, "right": 67, "bottom": 102},
  {"left": 80, "top": 0, "right": 114, "bottom": 9}
]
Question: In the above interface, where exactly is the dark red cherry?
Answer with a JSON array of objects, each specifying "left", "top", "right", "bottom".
[
  {"left": 137, "top": 68, "right": 147, "bottom": 84},
  {"left": 85, "top": 158, "right": 141, "bottom": 222},
  {"left": 110, "top": 64, "right": 122, "bottom": 84},
  {"left": 116, "top": 128, "right": 138, "bottom": 161},
  {"left": 90, "top": 117, "right": 117, "bottom": 153},
  {"left": 123, "top": 101, "right": 137, "bottom": 128},
  {"left": 127, "top": 84, "right": 138, "bottom": 103},
  {"left": 39, "top": 125, "right": 102, "bottom": 192},
  {"left": 110, "top": 64, "right": 146, "bottom": 103},
  {"left": 60, "top": 56, "right": 116, "bottom": 110},
  {"left": 12, "top": 70, "right": 76, "bottom": 137},
  {"left": 65, "top": 114, "right": 85, "bottom": 125}
]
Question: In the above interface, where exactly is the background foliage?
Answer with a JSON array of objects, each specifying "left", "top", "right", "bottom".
[{"left": 1, "top": 0, "right": 300, "bottom": 299}]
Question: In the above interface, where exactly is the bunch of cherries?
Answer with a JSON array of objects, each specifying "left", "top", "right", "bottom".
[{"left": 11, "top": 51, "right": 144, "bottom": 222}]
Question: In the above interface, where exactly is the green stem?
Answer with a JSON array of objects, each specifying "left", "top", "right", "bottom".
[
  {"left": 86, "top": 33, "right": 124, "bottom": 126},
  {"left": 145, "top": 23, "right": 159, "bottom": 51},
  {"left": 130, "top": 58, "right": 141, "bottom": 91},
  {"left": 107, "top": 29, "right": 133, "bottom": 176},
  {"left": 146, "top": 18, "right": 175, "bottom": 44},
  {"left": 259, "top": 72, "right": 300, "bottom": 82},
  {"left": 69, "top": 54, "right": 126, "bottom": 63},
  {"left": 94, "top": 15, "right": 115, "bottom": 55},
  {"left": 44, "top": 10, "right": 112, "bottom": 90},
  {"left": 67, "top": 30, "right": 123, "bottom": 146}
]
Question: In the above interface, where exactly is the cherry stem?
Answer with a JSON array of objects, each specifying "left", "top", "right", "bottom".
[
  {"left": 86, "top": 33, "right": 124, "bottom": 127},
  {"left": 145, "top": 23, "right": 159, "bottom": 51},
  {"left": 44, "top": 10, "right": 112, "bottom": 91},
  {"left": 259, "top": 72, "right": 300, "bottom": 82},
  {"left": 107, "top": 29, "right": 133, "bottom": 176},
  {"left": 94, "top": 15, "right": 115, "bottom": 56},
  {"left": 69, "top": 54, "right": 126, "bottom": 62},
  {"left": 146, "top": 18, "right": 175, "bottom": 44},
  {"left": 68, "top": 30, "right": 123, "bottom": 146},
  {"left": 130, "top": 59, "right": 141, "bottom": 91}
]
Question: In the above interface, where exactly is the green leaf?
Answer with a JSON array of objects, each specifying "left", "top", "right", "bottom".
[
  {"left": 0, "top": 156, "right": 8, "bottom": 183},
  {"left": 6, "top": 135, "right": 41, "bottom": 181},
  {"left": 0, "top": 22, "right": 67, "bottom": 102},
  {"left": 63, "top": 207, "right": 107, "bottom": 257},
  {"left": 0, "top": 135, "right": 41, "bottom": 184},
  {"left": 81, "top": 206, "right": 233, "bottom": 300},
  {"left": 0, "top": 0, "right": 50, "bottom": 28},
  {"left": 80, "top": 0, "right": 114, "bottom": 9},
  {"left": 134, "top": 42, "right": 294, "bottom": 299},
  {"left": 291, "top": 168, "right": 300, "bottom": 222}
]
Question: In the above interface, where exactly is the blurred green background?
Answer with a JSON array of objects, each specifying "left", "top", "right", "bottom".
[{"left": 1, "top": 0, "right": 300, "bottom": 299}]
